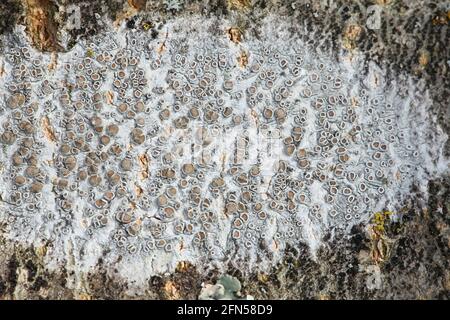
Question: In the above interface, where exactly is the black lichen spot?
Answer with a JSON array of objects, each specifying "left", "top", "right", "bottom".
[
  {"left": 26, "top": 259, "right": 37, "bottom": 281},
  {"left": 31, "top": 276, "right": 48, "bottom": 291},
  {"left": 350, "top": 224, "right": 367, "bottom": 251},
  {"left": 126, "top": 19, "right": 136, "bottom": 29},
  {"left": 7, "top": 254, "right": 19, "bottom": 294},
  {"left": 0, "top": 280, "right": 6, "bottom": 296},
  {"left": 151, "top": 29, "right": 158, "bottom": 39},
  {"left": 0, "top": 0, "right": 23, "bottom": 36}
]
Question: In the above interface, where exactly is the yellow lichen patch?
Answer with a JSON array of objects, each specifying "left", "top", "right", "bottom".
[
  {"left": 86, "top": 48, "right": 95, "bottom": 58},
  {"left": 369, "top": 211, "right": 395, "bottom": 263},
  {"left": 24, "top": 0, "right": 61, "bottom": 52},
  {"left": 142, "top": 21, "right": 152, "bottom": 31},
  {"left": 372, "top": 211, "right": 393, "bottom": 233},
  {"left": 237, "top": 50, "right": 249, "bottom": 68},
  {"left": 41, "top": 116, "right": 57, "bottom": 143},
  {"left": 137, "top": 153, "right": 149, "bottom": 180},
  {"left": 227, "top": 27, "right": 242, "bottom": 44},
  {"left": 227, "top": 0, "right": 252, "bottom": 11},
  {"left": 164, "top": 281, "right": 180, "bottom": 300}
]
